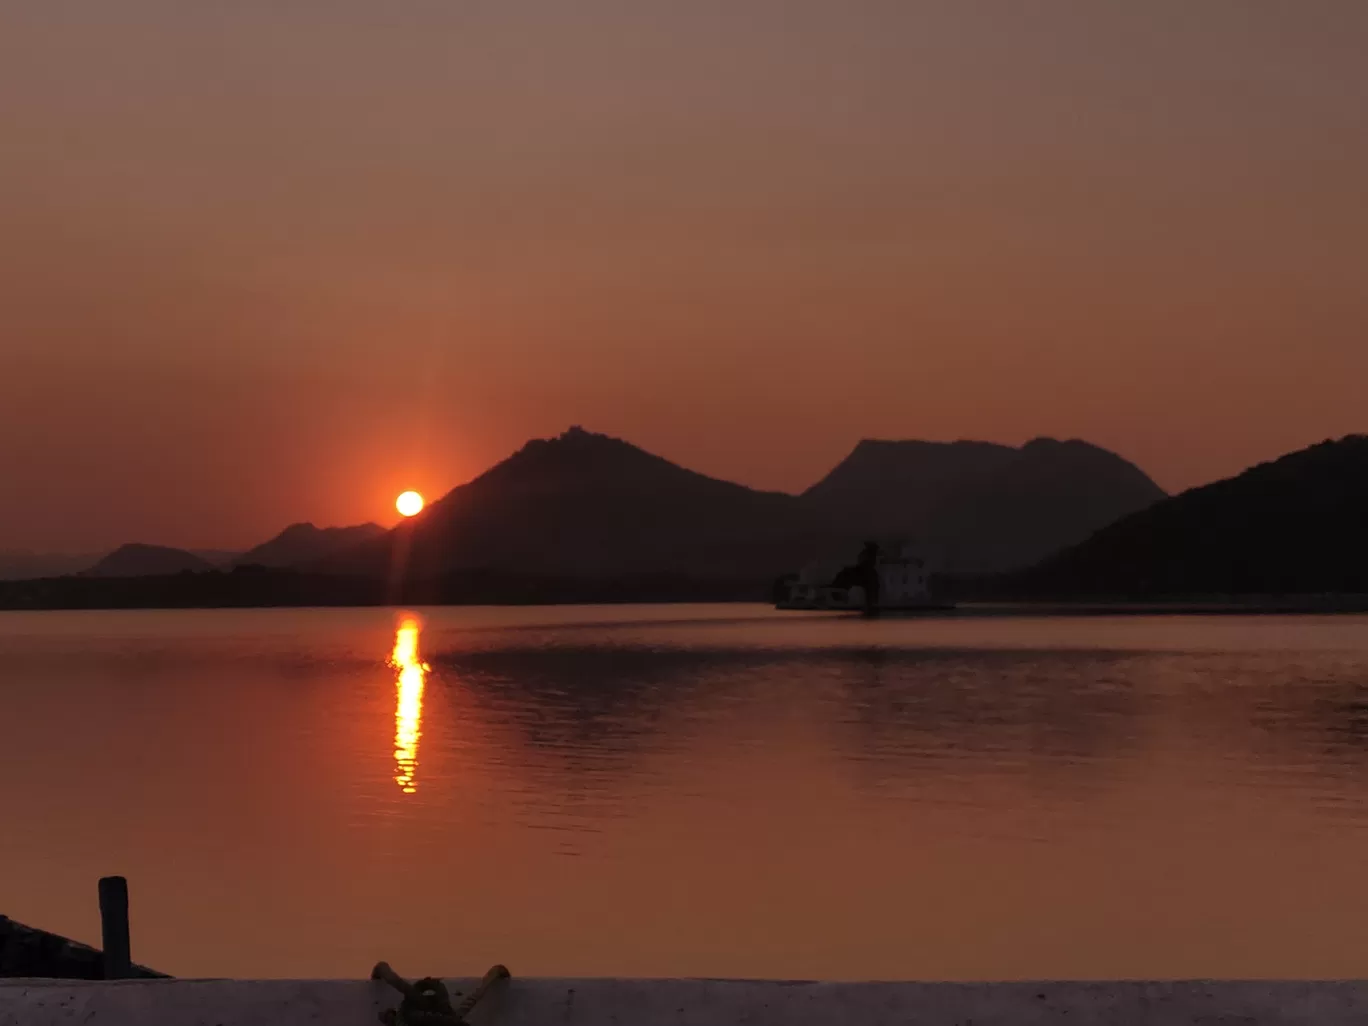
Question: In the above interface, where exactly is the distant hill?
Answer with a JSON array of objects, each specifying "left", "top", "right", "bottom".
[
  {"left": 1009, "top": 435, "right": 1368, "bottom": 597},
  {"left": 324, "top": 427, "right": 831, "bottom": 581},
  {"left": 801, "top": 437, "right": 1165, "bottom": 572},
  {"left": 84, "top": 544, "right": 216, "bottom": 578},
  {"left": 0, "top": 548, "right": 236, "bottom": 581},
  {"left": 235, "top": 522, "right": 385, "bottom": 568}
]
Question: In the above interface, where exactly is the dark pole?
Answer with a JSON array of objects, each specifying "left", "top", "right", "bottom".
[{"left": 98, "top": 876, "right": 132, "bottom": 979}]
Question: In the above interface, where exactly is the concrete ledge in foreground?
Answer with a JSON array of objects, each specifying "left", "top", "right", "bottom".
[{"left": 5, "top": 977, "right": 1368, "bottom": 1025}]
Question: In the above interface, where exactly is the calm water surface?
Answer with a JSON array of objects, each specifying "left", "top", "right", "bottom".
[{"left": 2, "top": 605, "right": 1367, "bottom": 980}]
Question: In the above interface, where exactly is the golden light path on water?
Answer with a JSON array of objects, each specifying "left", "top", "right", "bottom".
[{"left": 389, "top": 614, "right": 429, "bottom": 794}]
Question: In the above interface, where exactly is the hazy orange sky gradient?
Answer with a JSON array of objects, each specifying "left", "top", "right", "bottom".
[{"left": 3, "top": 2, "right": 1366, "bottom": 551}]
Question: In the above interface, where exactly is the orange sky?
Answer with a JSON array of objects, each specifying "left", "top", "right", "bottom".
[{"left": 2, "top": 2, "right": 1366, "bottom": 551}]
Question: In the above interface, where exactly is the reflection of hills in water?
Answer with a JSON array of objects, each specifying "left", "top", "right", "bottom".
[{"left": 428, "top": 642, "right": 1368, "bottom": 798}]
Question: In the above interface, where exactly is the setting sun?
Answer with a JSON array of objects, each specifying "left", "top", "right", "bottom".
[{"left": 395, "top": 490, "right": 425, "bottom": 517}]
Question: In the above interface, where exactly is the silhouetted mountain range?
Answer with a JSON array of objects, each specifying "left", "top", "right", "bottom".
[
  {"left": 6, "top": 525, "right": 379, "bottom": 581},
  {"left": 235, "top": 522, "right": 384, "bottom": 568},
  {"left": 1006, "top": 435, "right": 1368, "bottom": 597},
  {"left": 83, "top": 544, "right": 218, "bottom": 578},
  {"left": 317, "top": 428, "right": 1159, "bottom": 581},
  {"left": 8, "top": 428, "right": 1359, "bottom": 609},
  {"left": 324, "top": 427, "right": 831, "bottom": 581},
  {"left": 804, "top": 436, "right": 1164, "bottom": 572},
  {"left": 2, "top": 427, "right": 1168, "bottom": 594},
  {"left": 0, "top": 548, "right": 237, "bottom": 580}
]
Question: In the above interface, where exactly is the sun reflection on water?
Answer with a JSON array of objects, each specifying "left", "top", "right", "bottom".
[{"left": 389, "top": 614, "right": 429, "bottom": 794}]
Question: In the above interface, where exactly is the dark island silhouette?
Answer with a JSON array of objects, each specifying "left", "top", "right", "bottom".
[{"left": 0, "top": 427, "right": 1359, "bottom": 610}]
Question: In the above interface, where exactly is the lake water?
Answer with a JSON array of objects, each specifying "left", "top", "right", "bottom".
[{"left": 2, "top": 605, "right": 1367, "bottom": 981}]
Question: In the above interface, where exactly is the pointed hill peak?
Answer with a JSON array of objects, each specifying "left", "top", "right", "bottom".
[
  {"left": 324, "top": 428, "right": 818, "bottom": 580},
  {"left": 444, "top": 427, "right": 761, "bottom": 501}
]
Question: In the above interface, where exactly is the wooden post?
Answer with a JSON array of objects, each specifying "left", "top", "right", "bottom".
[{"left": 97, "top": 876, "right": 132, "bottom": 980}]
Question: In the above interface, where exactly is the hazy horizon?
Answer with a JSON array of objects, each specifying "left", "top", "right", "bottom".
[{"left": 4, "top": 2, "right": 1366, "bottom": 551}]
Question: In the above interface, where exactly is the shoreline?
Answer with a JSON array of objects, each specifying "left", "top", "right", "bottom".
[{"left": 0, "top": 593, "right": 1366, "bottom": 615}]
